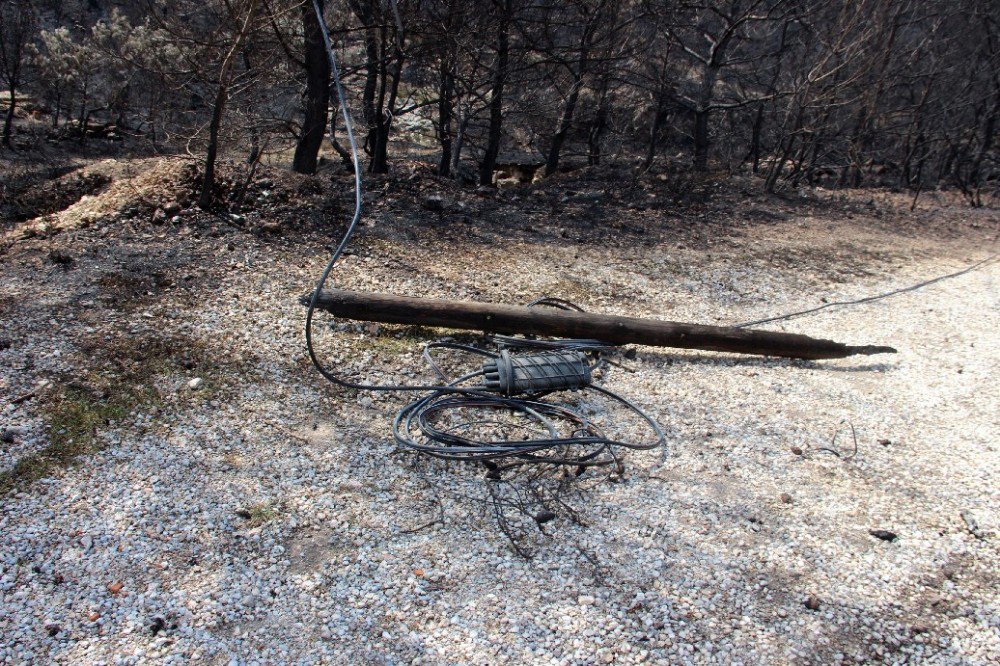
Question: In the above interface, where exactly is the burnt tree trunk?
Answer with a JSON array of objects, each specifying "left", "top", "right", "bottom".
[
  {"left": 544, "top": 76, "right": 584, "bottom": 176},
  {"left": 693, "top": 63, "right": 719, "bottom": 172},
  {"left": 587, "top": 75, "right": 611, "bottom": 166},
  {"left": 198, "top": 0, "right": 259, "bottom": 209},
  {"left": 369, "top": 19, "right": 404, "bottom": 174},
  {"left": 643, "top": 102, "right": 666, "bottom": 172},
  {"left": 451, "top": 102, "right": 470, "bottom": 176},
  {"left": 436, "top": 51, "right": 455, "bottom": 176},
  {"left": 544, "top": 32, "right": 591, "bottom": 177},
  {"left": 2, "top": 88, "right": 14, "bottom": 148},
  {"left": 327, "top": 104, "right": 355, "bottom": 170},
  {"left": 199, "top": 88, "right": 227, "bottom": 208},
  {"left": 436, "top": 1, "right": 463, "bottom": 177},
  {"left": 643, "top": 57, "right": 671, "bottom": 172},
  {"left": 479, "top": 0, "right": 510, "bottom": 186},
  {"left": 292, "top": 0, "right": 330, "bottom": 175},
  {"left": 348, "top": 0, "right": 379, "bottom": 155}
]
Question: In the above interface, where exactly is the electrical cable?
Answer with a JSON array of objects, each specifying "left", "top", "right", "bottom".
[
  {"left": 303, "top": 0, "right": 665, "bottom": 471},
  {"left": 734, "top": 251, "right": 1000, "bottom": 329}
]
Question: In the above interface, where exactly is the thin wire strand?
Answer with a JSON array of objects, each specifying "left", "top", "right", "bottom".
[{"left": 735, "top": 252, "right": 999, "bottom": 329}]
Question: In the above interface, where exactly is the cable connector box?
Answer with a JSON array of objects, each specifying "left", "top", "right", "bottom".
[{"left": 482, "top": 350, "right": 591, "bottom": 396}]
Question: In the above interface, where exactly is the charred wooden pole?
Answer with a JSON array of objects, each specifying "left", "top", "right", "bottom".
[{"left": 305, "top": 289, "right": 896, "bottom": 360}]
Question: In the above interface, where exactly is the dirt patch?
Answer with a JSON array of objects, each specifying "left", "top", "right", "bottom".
[
  {"left": 750, "top": 244, "right": 904, "bottom": 283},
  {"left": 287, "top": 528, "right": 342, "bottom": 575},
  {"left": 2, "top": 158, "right": 197, "bottom": 238},
  {"left": 0, "top": 294, "right": 14, "bottom": 317},
  {"left": 96, "top": 264, "right": 174, "bottom": 310},
  {"left": 0, "top": 380, "right": 148, "bottom": 495}
]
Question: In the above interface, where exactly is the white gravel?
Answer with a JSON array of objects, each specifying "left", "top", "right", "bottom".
[{"left": 1, "top": 178, "right": 998, "bottom": 665}]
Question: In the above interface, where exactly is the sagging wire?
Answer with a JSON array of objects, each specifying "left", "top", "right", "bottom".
[
  {"left": 303, "top": 0, "right": 665, "bottom": 472},
  {"left": 734, "top": 251, "right": 1000, "bottom": 329}
]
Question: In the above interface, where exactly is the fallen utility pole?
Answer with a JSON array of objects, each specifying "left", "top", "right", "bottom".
[{"left": 305, "top": 289, "right": 896, "bottom": 360}]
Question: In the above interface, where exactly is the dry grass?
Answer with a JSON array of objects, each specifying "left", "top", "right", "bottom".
[
  {"left": 236, "top": 502, "right": 279, "bottom": 527},
  {"left": 0, "top": 383, "right": 148, "bottom": 495},
  {"left": 0, "top": 333, "right": 221, "bottom": 495}
]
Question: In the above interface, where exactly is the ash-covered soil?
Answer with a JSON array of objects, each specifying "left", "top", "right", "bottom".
[{"left": 0, "top": 158, "right": 997, "bottom": 665}]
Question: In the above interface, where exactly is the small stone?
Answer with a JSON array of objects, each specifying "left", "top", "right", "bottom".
[
  {"left": 49, "top": 250, "right": 73, "bottom": 265},
  {"left": 1, "top": 429, "right": 15, "bottom": 444},
  {"left": 107, "top": 582, "right": 124, "bottom": 595},
  {"left": 790, "top": 446, "right": 804, "bottom": 456},
  {"left": 534, "top": 511, "right": 557, "bottom": 525},
  {"left": 87, "top": 612, "right": 101, "bottom": 622},
  {"left": 869, "top": 529, "right": 898, "bottom": 542},
  {"left": 422, "top": 195, "right": 445, "bottom": 212},
  {"left": 187, "top": 378, "right": 204, "bottom": 390},
  {"left": 44, "top": 622, "right": 60, "bottom": 637},
  {"left": 578, "top": 595, "right": 596, "bottom": 606},
  {"left": 779, "top": 493, "right": 793, "bottom": 504},
  {"left": 358, "top": 396, "right": 373, "bottom": 409},
  {"left": 163, "top": 201, "right": 182, "bottom": 216},
  {"left": 960, "top": 511, "right": 984, "bottom": 539},
  {"left": 911, "top": 623, "right": 931, "bottom": 634},
  {"left": 804, "top": 595, "right": 821, "bottom": 611},
  {"left": 149, "top": 616, "right": 167, "bottom": 635}
]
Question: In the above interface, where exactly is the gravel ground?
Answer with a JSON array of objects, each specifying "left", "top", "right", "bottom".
[{"left": 0, "top": 165, "right": 998, "bottom": 665}]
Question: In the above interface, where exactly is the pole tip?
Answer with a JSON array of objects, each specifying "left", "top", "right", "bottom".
[{"left": 848, "top": 345, "right": 898, "bottom": 356}]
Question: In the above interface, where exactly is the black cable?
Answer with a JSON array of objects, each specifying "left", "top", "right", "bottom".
[
  {"left": 734, "top": 251, "right": 999, "bottom": 329},
  {"left": 303, "top": 0, "right": 665, "bottom": 470}
]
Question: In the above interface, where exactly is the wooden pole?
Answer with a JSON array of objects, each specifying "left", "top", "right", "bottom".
[{"left": 306, "top": 288, "right": 896, "bottom": 360}]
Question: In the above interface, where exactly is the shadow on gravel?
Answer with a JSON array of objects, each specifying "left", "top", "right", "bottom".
[{"left": 635, "top": 349, "right": 897, "bottom": 373}]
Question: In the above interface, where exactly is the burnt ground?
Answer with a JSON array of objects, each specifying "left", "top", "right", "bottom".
[{"left": 0, "top": 154, "right": 997, "bottom": 664}]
